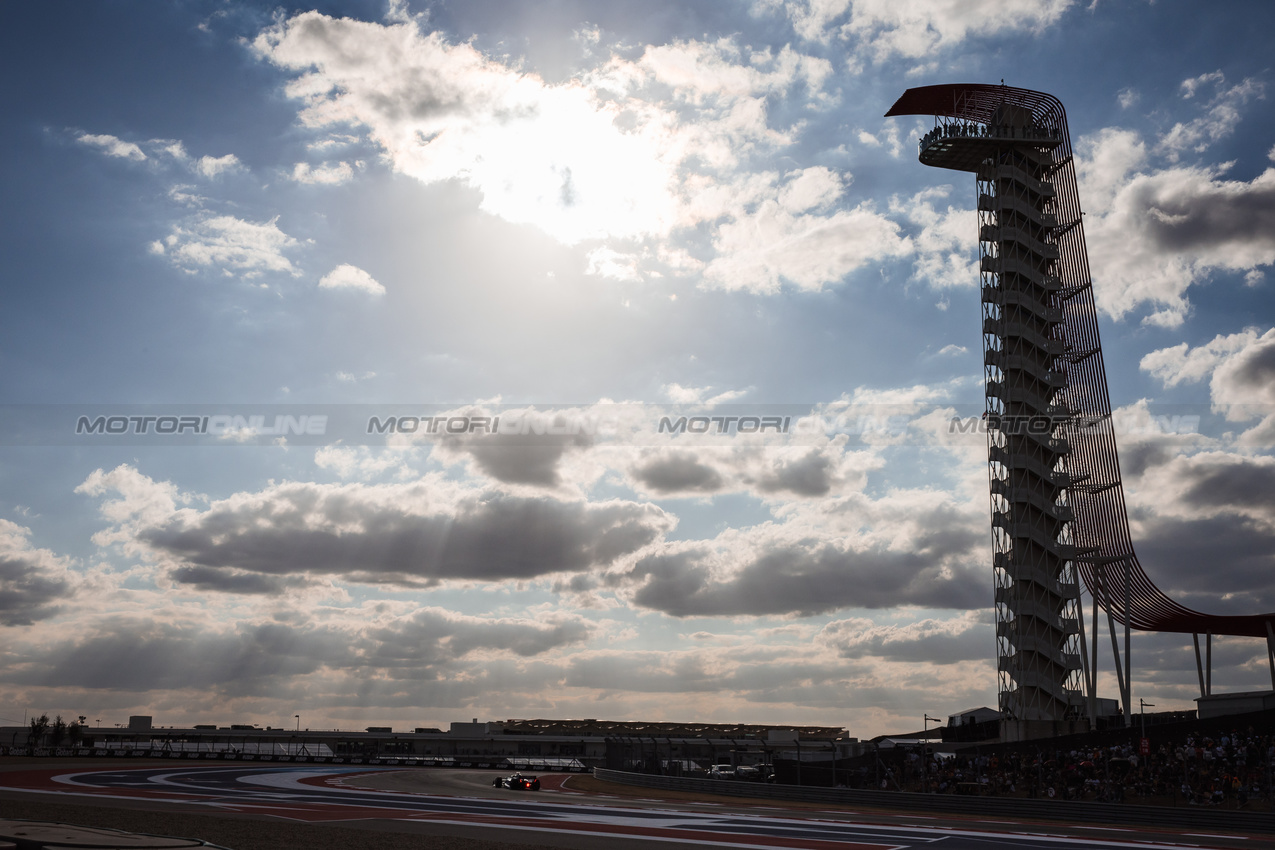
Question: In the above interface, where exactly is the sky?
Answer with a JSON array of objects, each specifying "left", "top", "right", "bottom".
[{"left": 1, "top": 0, "right": 1274, "bottom": 738}]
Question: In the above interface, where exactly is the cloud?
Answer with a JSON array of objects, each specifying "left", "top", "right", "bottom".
[
  {"left": 253, "top": 12, "right": 682, "bottom": 245},
  {"left": 314, "top": 446, "right": 415, "bottom": 480},
  {"left": 702, "top": 168, "right": 910, "bottom": 293},
  {"left": 625, "top": 443, "right": 864, "bottom": 499},
  {"left": 1077, "top": 128, "right": 1147, "bottom": 211},
  {"left": 441, "top": 434, "right": 593, "bottom": 489},
  {"left": 753, "top": 448, "right": 840, "bottom": 496},
  {"left": 11, "top": 606, "right": 591, "bottom": 695},
  {"left": 319, "top": 263, "right": 385, "bottom": 294},
  {"left": 79, "top": 466, "right": 670, "bottom": 591},
  {"left": 585, "top": 247, "right": 642, "bottom": 281},
  {"left": 621, "top": 487, "right": 985, "bottom": 617},
  {"left": 817, "top": 612, "right": 988, "bottom": 664},
  {"left": 367, "top": 607, "right": 594, "bottom": 661},
  {"left": 661, "top": 383, "right": 748, "bottom": 405},
  {"left": 630, "top": 450, "right": 725, "bottom": 494},
  {"left": 891, "top": 186, "right": 976, "bottom": 290},
  {"left": 563, "top": 648, "right": 733, "bottom": 693},
  {"left": 76, "top": 132, "right": 147, "bottom": 161},
  {"left": 1078, "top": 130, "right": 1275, "bottom": 326},
  {"left": 0, "top": 519, "right": 76, "bottom": 626},
  {"left": 857, "top": 124, "right": 903, "bottom": 157},
  {"left": 1099, "top": 396, "right": 1275, "bottom": 612},
  {"left": 763, "top": 0, "right": 1074, "bottom": 59},
  {"left": 195, "top": 153, "right": 242, "bottom": 178},
  {"left": 1131, "top": 165, "right": 1275, "bottom": 267},
  {"left": 1175, "top": 455, "right": 1275, "bottom": 518},
  {"left": 291, "top": 161, "right": 355, "bottom": 185},
  {"left": 633, "top": 39, "right": 832, "bottom": 106},
  {"left": 76, "top": 463, "right": 187, "bottom": 551},
  {"left": 1141, "top": 327, "right": 1273, "bottom": 390},
  {"left": 625, "top": 540, "right": 982, "bottom": 617},
  {"left": 76, "top": 133, "right": 245, "bottom": 180},
  {"left": 413, "top": 405, "right": 601, "bottom": 489},
  {"left": 1141, "top": 327, "right": 1275, "bottom": 431},
  {"left": 1132, "top": 512, "right": 1275, "bottom": 612},
  {"left": 167, "top": 565, "right": 316, "bottom": 595},
  {"left": 1180, "top": 71, "right": 1224, "bottom": 100},
  {"left": 1123, "top": 450, "right": 1275, "bottom": 612},
  {"left": 252, "top": 12, "right": 901, "bottom": 295},
  {"left": 149, "top": 215, "right": 302, "bottom": 278},
  {"left": 12, "top": 618, "right": 347, "bottom": 692},
  {"left": 557, "top": 639, "right": 994, "bottom": 719},
  {"left": 1158, "top": 72, "right": 1264, "bottom": 161}
]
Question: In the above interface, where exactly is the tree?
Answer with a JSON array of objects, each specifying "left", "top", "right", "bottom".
[
  {"left": 28, "top": 714, "right": 49, "bottom": 753},
  {"left": 51, "top": 715, "right": 67, "bottom": 747}
]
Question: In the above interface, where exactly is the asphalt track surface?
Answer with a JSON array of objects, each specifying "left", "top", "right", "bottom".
[{"left": 0, "top": 763, "right": 1264, "bottom": 850}]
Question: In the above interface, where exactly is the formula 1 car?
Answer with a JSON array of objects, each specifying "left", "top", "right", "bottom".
[{"left": 492, "top": 772, "right": 541, "bottom": 790}]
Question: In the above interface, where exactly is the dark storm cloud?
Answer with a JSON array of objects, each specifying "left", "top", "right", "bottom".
[
  {"left": 1133, "top": 513, "right": 1275, "bottom": 611},
  {"left": 753, "top": 449, "right": 835, "bottom": 496},
  {"left": 0, "top": 555, "right": 73, "bottom": 626},
  {"left": 626, "top": 537, "right": 984, "bottom": 618},
  {"left": 1117, "top": 442, "right": 1175, "bottom": 479},
  {"left": 363, "top": 608, "right": 593, "bottom": 667},
  {"left": 630, "top": 450, "right": 724, "bottom": 494},
  {"left": 440, "top": 426, "right": 593, "bottom": 487},
  {"left": 1137, "top": 174, "right": 1275, "bottom": 255},
  {"left": 1105, "top": 630, "right": 1274, "bottom": 698},
  {"left": 133, "top": 483, "right": 669, "bottom": 592},
  {"left": 168, "top": 566, "right": 312, "bottom": 595},
  {"left": 0, "top": 521, "right": 75, "bottom": 627},
  {"left": 629, "top": 448, "right": 840, "bottom": 498},
  {"left": 1179, "top": 458, "right": 1275, "bottom": 512},
  {"left": 463, "top": 439, "right": 588, "bottom": 486},
  {"left": 15, "top": 620, "right": 348, "bottom": 693},
  {"left": 13, "top": 609, "right": 593, "bottom": 694},
  {"left": 1220, "top": 333, "right": 1275, "bottom": 392}
]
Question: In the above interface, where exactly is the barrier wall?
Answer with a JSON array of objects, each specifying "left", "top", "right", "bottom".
[{"left": 592, "top": 768, "right": 1275, "bottom": 833}]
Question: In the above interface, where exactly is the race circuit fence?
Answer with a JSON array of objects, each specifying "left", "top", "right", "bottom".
[
  {"left": 0, "top": 746, "right": 587, "bottom": 772},
  {"left": 592, "top": 768, "right": 1275, "bottom": 834}
]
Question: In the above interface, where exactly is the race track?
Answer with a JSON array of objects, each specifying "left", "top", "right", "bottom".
[{"left": 0, "top": 764, "right": 1259, "bottom": 850}]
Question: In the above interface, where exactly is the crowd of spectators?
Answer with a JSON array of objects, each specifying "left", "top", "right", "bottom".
[{"left": 887, "top": 726, "right": 1275, "bottom": 809}]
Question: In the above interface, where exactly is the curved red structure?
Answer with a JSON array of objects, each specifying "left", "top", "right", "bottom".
[{"left": 887, "top": 84, "right": 1275, "bottom": 720}]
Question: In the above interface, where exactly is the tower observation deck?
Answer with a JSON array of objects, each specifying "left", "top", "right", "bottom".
[{"left": 886, "top": 84, "right": 1275, "bottom": 729}]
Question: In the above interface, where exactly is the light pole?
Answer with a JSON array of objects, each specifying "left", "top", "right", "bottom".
[
  {"left": 874, "top": 741, "right": 880, "bottom": 789},
  {"left": 1139, "top": 699, "right": 1154, "bottom": 740},
  {"left": 922, "top": 714, "right": 940, "bottom": 792}
]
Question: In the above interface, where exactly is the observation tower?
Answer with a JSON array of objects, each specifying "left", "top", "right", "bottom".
[{"left": 886, "top": 84, "right": 1275, "bottom": 734}]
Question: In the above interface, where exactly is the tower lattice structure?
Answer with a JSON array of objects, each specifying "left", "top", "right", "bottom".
[
  {"left": 888, "top": 84, "right": 1275, "bottom": 727},
  {"left": 888, "top": 86, "right": 1086, "bottom": 722}
]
